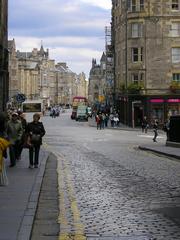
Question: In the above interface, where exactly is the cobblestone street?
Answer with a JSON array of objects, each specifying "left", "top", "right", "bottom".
[{"left": 43, "top": 112, "right": 180, "bottom": 240}]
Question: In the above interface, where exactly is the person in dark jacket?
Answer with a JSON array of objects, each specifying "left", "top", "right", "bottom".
[
  {"left": 26, "top": 113, "right": 45, "bottom": 169},
  {"left": 17, "top": 111, "right": 27, "bottom": 160},
  {"left": 141, "top": 116, "right": 149, "bottom": 133},
  {"left": 152, "top": 120, "right": 158, "bottom": 142}
]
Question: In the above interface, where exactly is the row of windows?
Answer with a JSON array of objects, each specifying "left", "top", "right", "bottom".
[
  {"left": 129, "top": 72, "right": 180, "bottom": 85},
  {"left": 114, "top": 0, "right": 180, "bottom": 11},
  {"left": 130, "top": 47, "right": 180, "bottom": 63},
  {"left": 114, "top": 21, "right": 180, "bottom": 38},
  {"left": 131, "top": 22, "right": 180, "bottom": 38}
]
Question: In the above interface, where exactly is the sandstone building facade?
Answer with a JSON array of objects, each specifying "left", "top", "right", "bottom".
[
  {"left": 8, "top": 39, "right": 88, "bottom": 107},
  {"left": 112, "top": 0, "right": 180, "bottom": 126},
  {"left": 88, "top": 53, "right": 107, "bottom": 110}
]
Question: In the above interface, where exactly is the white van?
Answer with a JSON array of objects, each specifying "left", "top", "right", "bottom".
[{"left": 22, "top": 100, "right": 44, "bottom": 122}]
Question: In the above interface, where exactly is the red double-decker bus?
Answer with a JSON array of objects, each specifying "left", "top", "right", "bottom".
[{"left": 71, "top": 96, "right": 88, "bottom": 119}]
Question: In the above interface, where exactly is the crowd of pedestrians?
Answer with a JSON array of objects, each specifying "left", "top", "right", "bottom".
[
  {"left": 0, "top": 110, "right": 45, "bottom": 186},
  {"left": 95, "top": 112, "right": 120, "bottom": 130},
  {"left": 94, "top": 111, "right": 164, "bottom": 143}
]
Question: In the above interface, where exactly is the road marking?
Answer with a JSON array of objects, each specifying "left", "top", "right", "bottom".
[
  {"left": 55, "top": 151, "right": 86, "bottom": 240},
  {"left": 137, "top": 134, "right": 165, "bottom": 139}
]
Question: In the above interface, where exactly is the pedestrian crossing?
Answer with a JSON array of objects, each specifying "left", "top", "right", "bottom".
[{"left": 137, "top": 134, "right": 165, "bottom": 139}]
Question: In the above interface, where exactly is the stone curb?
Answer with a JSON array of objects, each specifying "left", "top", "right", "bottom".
[{"left": 138, "top": 146, "right": 180, "bottom": 160}]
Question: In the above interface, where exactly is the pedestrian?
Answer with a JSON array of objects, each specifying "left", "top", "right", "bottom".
[
  {"left": 141, "top": 116, "right": 149, "bottom": 133},
  {"left": 109, "top": 113, "right": 114, "bottom": 127},
  {"left": 6, "top": 112, "right": 23, "bottom": 167},
  {"left": 101, "top": 113, "right": 106, "bottom": 129},
  {"left": 0, "top": 112, "right": 10, "bottom": 186},
  {"left": 113, "top": 114, "right": 119, "bottom": 127},
  {"left": 96, "top": 114, "right": 101, "bottom": 130},
  {"left": 152, "top": 120, "right": 158, "bottom": 142},
  {"left": 17, "top": 111, "right": 27, "bottom": 160},
  {"left": 104, "top": 114, "right": 109, "bottom": 127},
  {"left": 26, "top": 113, "right": 46, "bottom": 169}
]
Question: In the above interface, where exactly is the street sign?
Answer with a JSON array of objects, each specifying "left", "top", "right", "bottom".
[{"left": 16, "top": 93, "right": 26, "bottom": 103}]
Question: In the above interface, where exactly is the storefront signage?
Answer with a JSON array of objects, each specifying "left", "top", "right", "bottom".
[
  {"left": 150, "top": 99, "right": 164, "bottom": 103},
  {"left": 167, "top": 99, "right": 180, "bottom": 103}
]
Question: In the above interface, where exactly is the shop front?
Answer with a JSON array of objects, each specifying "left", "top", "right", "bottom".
[{"left": 148, "top": 97, "right": 180, "bottom": 126}]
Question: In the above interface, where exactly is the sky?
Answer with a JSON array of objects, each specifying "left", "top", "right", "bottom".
[{"left": 8, "top": 0, "right": 112, "bottom": 78}]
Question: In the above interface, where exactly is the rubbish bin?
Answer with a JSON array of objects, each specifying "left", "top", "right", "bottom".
[{"left": 169, "top": 115, "right": 180, "bottom": 143}]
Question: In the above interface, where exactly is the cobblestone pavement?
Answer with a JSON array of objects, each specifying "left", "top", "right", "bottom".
[{"left": 43, "top": 114, "right": 180, "bottom": 240}]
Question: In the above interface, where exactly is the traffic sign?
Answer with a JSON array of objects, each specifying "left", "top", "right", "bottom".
[{"left": 16, "top": 93, "right": 26, "bottom": 103}]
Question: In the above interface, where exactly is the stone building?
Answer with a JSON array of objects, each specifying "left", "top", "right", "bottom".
[
  {"left": 88, "top": 53, "right": 106, "bottom": 110},
  {"left": 8, "top": 41, "right": 58, "bottom": 106},
  {"left": 55, "top": 63, "right": 87, "bottom": 105},
  {"left": 8, "top": 39, "right": 19, "bottom": 98},
  {"left": 56, "top": 62, "right": 75, "bottom": 105},
  {"left": 112, "top": 0, "right": 180, "bottom": 126},
  {"left": 0, "top": 0, "right": 9, "bottom": 111},
  {"left": 76, "top": 72, "right": 88, "bottom": 98},
  {"left": 16, "top": 45, "right": 51, "bottom": 104},
  {"left": 8, "top": 39, "right": 88, "bottom": 107}
]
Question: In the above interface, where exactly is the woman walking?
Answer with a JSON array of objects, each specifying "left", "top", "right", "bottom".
[{"left": 26, "top": 113, "right": 46, "bottom": 169}]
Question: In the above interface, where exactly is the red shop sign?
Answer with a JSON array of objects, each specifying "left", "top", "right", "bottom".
[
  {"left": 150, "top": 99, "right": 164, "bottom": 103},
  {"left": 167, "top": 99, "right": 180, "bottom": 103}
]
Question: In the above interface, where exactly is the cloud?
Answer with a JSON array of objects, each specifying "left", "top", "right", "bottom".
[
  {"left": 8, "top": 0, "right": 111, "bottom": 77},
  {"left": 80, "top": 0, "right": 112, "bottom": 10}
]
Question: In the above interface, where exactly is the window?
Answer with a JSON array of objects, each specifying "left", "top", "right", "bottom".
[
  {"left": 173, "top": 73, "right": 180, "bottom": 81},
  {"left": 171, "top": 23, "right": 180, "bottom": 37},
  {"left": 132, "top": 48, "right": 138, "bottom": 62},
  {"left": 140, "top": 73, "right": 144, "bottom": 82},
  {"left": 129, "top": 0, "right": 144, "bottom": 12},
  {"left": 132, "top": 73, "right": 139, "bottom": 84},
  {"left": 140, "top": 47, "right": 143, "bottom": 61},
  {"left": 132, "top": 47, "right": 143, "bottom": 62},
  {"left": 172, "top": 48, "right": 180, "bottom": 63},
  {"left": 172, "top": 0, "right": 179, "bottom": 10},
  {"left": 131, "top": 23, "right": 143, "bottom": 38},
  {"left": 140, "top": 0, "right": 144, "bottom": 11},
  {"left": 132, "top": 0, "right": 136, "bottom": 12}
]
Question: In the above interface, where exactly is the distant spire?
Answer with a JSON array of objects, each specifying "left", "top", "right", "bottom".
[{"left": 40, "top": 40, "right": 44, "bottom": 54}]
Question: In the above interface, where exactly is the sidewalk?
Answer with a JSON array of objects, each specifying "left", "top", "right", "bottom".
[
  {"left": 139, "top": 143, "right": 180, "bottom": 160},
  {"left": 89, "top": 118, "right": 180, "bottom": 160},
  {"left": 0, "top": 147, "right": 49, "bottom": 240}
]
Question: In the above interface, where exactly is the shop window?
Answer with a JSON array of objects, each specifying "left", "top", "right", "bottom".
[
  {"left": 172, "top": 0, "right": 179, "bottom": 10},
  {"left": 172, "top": 47, "right": 180, "bottom": 63},
  {"left": 171, "top": 23, "right": 180, "bottom": 36},
  {"left": 172, "top": 73, "right": 180, "bottom": 81}
]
